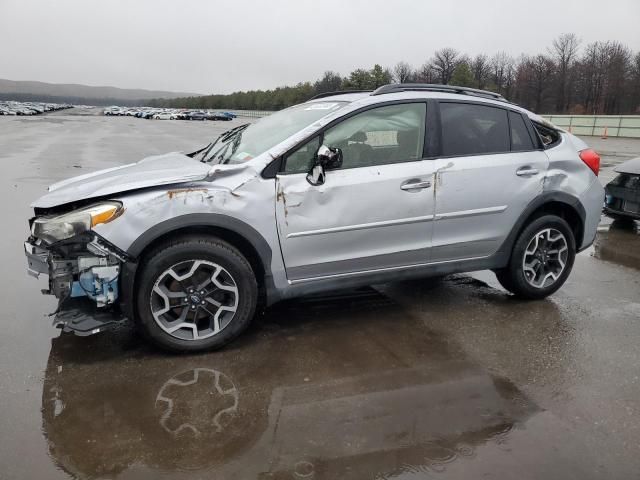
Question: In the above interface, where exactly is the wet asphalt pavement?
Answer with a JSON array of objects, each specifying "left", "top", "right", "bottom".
[{"left": 1, "top": 110, "right": 639, "bottom": 479}]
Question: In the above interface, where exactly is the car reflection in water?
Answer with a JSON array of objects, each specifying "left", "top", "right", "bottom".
[
  {"left": 42, "top": 286, "right": 577, "bottom": 479},
  {"left": 594, "top": 219, "right": 640, "bottom": 270}
]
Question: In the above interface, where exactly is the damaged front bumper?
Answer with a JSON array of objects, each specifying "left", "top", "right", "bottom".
[{"left": 25, "top": 235, "right": 128, "bottom": 336}]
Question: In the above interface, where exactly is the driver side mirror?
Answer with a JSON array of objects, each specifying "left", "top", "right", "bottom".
[{"left": 306, "top": 145, "right": 343, "bottom": 186}]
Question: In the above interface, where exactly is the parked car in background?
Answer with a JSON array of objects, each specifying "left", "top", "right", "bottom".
[
  {"left": 1, "top": 101, "right": 71, "bottom": 115},
  {"left": 104, "top": 107, "right": 124, "bottom": 116},
  {"left": 153, "top": 112, "right": 176, "bottom": 120},
  {"left": 207, "top": 111, "right": 233, "bottom": 121},
  {"left": 604, "top": 157, "right": 640, "bottom": 222},
  {"left": 186, "top": 111, "right": 207, "bottom": 121},
  {"left": 24, "top": 83, "right": 604, "bottom": 353}
]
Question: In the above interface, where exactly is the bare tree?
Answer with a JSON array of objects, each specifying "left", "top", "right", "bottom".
[
  {"left": 513, "top": 54, "right": 554, "bottom": 111},
  {"left": 471, "top": 54, "right": 491, "bottom": 89},
  {"left": 393, "top": 61, "right": 414, "bottom": 83},
  {"left": 415, "top": 62, "right": 438, "bottom": 83},
  {"left": 631, "top": 52, "right": 640, "bottom": 113},
  {"left": 581, "top": 41, "right": 613, "bottom": 113},
  {"left": 531, "top": 55, "right": 555, "bottom": 112},
  {"left": 550, "top": 33, "right": 580, "bottom": 112},
  {"left": 603, "top": 42, "right": 632, "bottom": 113},
  {"left": 490, "top": 52, "right": 515, "bottom": 97},
  {"left": 430, "top": 48, "right": 459, "bottom": 84}
]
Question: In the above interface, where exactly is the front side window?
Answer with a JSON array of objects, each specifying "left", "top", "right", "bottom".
[
  {"left": 323, "top": 103, "right": 426, "bottom": 169},
  {"left": 284, "top": 136, "right": 321, "bottom": 173},
  {"left": 284, "top": 103, "right": 427, "bottom": 173},
  {"left": 440, "top": 103, "right": 510, "bottom": 156}
]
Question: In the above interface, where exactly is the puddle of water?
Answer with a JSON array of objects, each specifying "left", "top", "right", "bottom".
[{"left": 38, "top": 289, "right": 561, "bottom": 479}]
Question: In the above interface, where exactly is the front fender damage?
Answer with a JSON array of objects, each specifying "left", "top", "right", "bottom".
[{"left": 27, "top": 162, "right": 268, "bottom": 337}]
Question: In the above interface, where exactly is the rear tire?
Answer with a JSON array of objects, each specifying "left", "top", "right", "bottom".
[
  {"left": 136, "top": 235, "right": 258, "bottom": 352},
  {"left": 495, "top": 215, "right": 576, "bottom": 299}
]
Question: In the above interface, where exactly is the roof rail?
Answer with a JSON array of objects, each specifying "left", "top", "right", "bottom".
[
  {"left": 309, "top": 89, "right": 372, "bottom": 100},
  {"left": 371, "top": 83, "right": 507, "bottom": 101}
]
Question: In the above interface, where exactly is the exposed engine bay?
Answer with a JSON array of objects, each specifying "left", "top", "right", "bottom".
[
  {"left": 26, "top": 233, "right": 122, "bottom": 305},
  {"left": 25, "top": 230, "right": 128, "bottom": 334}
]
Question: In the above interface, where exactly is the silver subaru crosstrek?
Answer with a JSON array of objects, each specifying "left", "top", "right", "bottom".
[{"left": 25, "top": 84, "right": 604, "bottom": 352}]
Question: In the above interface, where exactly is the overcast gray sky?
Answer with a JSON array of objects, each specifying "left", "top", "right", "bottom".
[{"left": 1, "top": 0, "right": 639, "bottom": 94}]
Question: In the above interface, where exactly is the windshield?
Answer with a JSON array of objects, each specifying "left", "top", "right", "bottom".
[{"left": 202, "top": 101, "right": 347, "bottom": 164}]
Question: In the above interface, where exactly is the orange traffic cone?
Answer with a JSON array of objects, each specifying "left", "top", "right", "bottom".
[{"left": 601, "top": 126, "right": 608, "bottom": 139}]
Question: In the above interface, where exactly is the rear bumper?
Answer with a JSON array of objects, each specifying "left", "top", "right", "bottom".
[
  {"left": 604, "top": 184, "right": 640, "bottom": 220},
  {"left": 604, "top": 205, "right": 640, "bottom": 220},
  {"left": 578, "top": 178, "right": 606, "bottom": 250}
]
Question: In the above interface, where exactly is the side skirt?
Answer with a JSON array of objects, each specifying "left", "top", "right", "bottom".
[{"left": 276, "top": 253, "right": 508, "bottom": 301}]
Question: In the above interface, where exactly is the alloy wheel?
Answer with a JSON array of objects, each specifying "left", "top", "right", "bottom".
[
  {"left": 522, "top": 228, "right": 569, "bottom": 289},
  {"left": 150, "top": 260, "right": 239, "bottom": 341}
]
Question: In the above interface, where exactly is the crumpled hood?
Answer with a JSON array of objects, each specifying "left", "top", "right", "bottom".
[{"left": 32, "top": 152, "right": 214, "bottom": 208}]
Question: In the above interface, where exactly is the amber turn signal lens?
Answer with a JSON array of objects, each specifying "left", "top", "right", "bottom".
[{"left": 89, "top": 205, "right": 120, "bottom": 227}]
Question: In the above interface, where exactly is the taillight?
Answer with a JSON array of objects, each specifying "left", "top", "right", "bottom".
[{"left": 579, "top": 149, "right": 600, "bottom": 176}]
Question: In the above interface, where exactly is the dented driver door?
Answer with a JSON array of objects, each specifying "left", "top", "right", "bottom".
[{"left": 275, "top": 101, "right": 435, "bottom": 282}]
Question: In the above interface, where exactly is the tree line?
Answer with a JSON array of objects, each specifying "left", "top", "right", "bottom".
[{"left": 148, "top": 34, "right": 640, "bottom": 115}]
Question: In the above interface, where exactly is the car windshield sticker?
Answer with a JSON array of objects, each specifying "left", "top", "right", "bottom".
[{"left": 304, "top": 103, "right": 340, "bottom": 111}]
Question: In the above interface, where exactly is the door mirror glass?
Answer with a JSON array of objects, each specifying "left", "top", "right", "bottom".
[{"left": 306, "top": 164, "right": 326, "bottom": 186}]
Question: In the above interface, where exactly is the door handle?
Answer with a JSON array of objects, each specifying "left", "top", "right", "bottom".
[
  {"left": 516, "top": 167, "right": 539, "bottom": 177},
  {"left": 400, "top": 179, "right": 432, "bottom": 191}
]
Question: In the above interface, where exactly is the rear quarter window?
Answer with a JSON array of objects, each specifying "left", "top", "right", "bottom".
[
  {"left": 532, "top": 121, "right": 561, "bottom": 148},
  {"left": 509, "top": 111, "right": 535, "bottom": 151}
]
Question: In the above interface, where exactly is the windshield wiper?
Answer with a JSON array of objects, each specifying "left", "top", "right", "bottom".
[{"left": 199, "top": 123, "right": 250, "bottom": 163}]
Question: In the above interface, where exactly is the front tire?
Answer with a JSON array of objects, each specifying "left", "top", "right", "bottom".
[
  {"left": 136, "top": 236, "right": 258, "bottom": 352},
  {"left": 495, "top": 215, "right": 576, "bottom": 299}
]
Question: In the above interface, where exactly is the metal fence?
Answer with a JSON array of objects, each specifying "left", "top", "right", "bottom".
[
  {"left": 224, "top": 110, "right": 272, "bottom": 118},
  {"left": 542, "top": 115, "right": 640, "bottom": 138}
]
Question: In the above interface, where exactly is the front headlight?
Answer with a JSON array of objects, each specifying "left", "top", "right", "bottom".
[{"left": 32, "top": 202, "right": 122, "bottom": 243}]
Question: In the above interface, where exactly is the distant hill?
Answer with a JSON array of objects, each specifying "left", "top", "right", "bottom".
[{"left": 0, "top": 78, "right": 201, "bottom": 106}]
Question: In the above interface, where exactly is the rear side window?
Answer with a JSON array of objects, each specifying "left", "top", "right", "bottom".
[
  {"left": 440, "top": 103, "right": 509, "bottom": 156},
  {"left": 509, "top": 111, "right": 535, "bottom": 151},
  {"left": 533, "top": 121, "right": 561, "bottom": 148}
]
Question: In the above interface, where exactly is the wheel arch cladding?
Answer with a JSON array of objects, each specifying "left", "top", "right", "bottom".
[
  {"left": 499, "top": 192, "right": 585, "bottom": 261},
  {"left": 119, "top": 214, "right": 274, "bottom": 321},
  {"left": 527, "top": 201, "right": 584, "bottom": 248}
]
